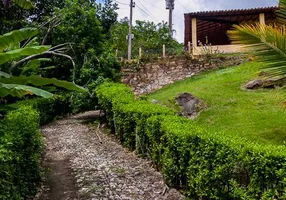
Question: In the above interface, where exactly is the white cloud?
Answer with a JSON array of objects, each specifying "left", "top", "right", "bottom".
[{"left": 115, "top": 0, "right": 278, "bottom": 43}]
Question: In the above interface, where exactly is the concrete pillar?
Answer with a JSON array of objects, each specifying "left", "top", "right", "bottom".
[
  {"left": 259, "top": 13, "right": 265, "bottom": 25},
  {"left": 192, "top": 18, "right": 197, "bottom": 55}
]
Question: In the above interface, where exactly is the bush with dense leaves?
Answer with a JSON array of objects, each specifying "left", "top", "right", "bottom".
[
  {"left": 0, "top": 106, "right": 42, "bottom": 200},
  {"left": 1, "top": 93, "right": 71, "bottom": 125},
  {"left": 96, "top": 82, "right": 286, "bottom": 199}
]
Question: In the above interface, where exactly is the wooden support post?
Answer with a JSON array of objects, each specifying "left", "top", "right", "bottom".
[
  {"left": 192, "top": 18, "right": 197, "bottom": 55},
  {"left": 259, "top": 13, "right": 265, "bottom": 25},
  {"left": 184, "top": 14, "right": 191, "bottom": 48},
  {"left": 188, "top": 41, "right": 191, "bottom": 54},
  {"left": 139, "top": 47, "right": 142, "bottom": 58},
  {"left": 163, "top": 44, "right": 166, "bottom": 58}
]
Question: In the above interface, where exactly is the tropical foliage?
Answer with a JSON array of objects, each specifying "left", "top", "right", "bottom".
[
  {"left": 109, "top": 19, "right": 182, "bottom": 58},
  {"left": 228, "top": 0, "right": 286, "bottom": 80},
  {"left": 0, "top": 28, "right": 85, "bottom": 98},
  {"left": 2, "top": 0, "right": 34, "bottom": 9}
]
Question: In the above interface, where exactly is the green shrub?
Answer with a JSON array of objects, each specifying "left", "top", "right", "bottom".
[
  {"left": 148, "top": 115, "right": 286, "bottom": 199},
  {"left": 113, "top": 100, "right": 175, "bottom": 153},
  {"left": 96, "top": 82, "right": 135, "bottom": 128},
  {"left": 0, "top": 105, "right": 42, "bottom": 199},
  {"left": 1, "top": 93, "right": 72, "bottom": 125},
  {"left": 96, "top": 82, "right": 286, "bottom": 199}
]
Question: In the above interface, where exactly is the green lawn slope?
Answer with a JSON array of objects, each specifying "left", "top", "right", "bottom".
[{"left": 148, "top": 62, "right": 286, "bottom": 145}]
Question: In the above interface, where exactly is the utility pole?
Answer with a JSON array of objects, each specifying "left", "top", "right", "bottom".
[
  {"left": 128, "top": 0, "right": 135, "bottom": 60},
  {"left": 166, "top": 0, "right": 174, "bottom": 37}
]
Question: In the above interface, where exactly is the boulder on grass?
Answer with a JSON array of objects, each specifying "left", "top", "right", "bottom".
[
  {"left": 245, "top": 79, "right": 263, "bottom": 89},
  {"left": 176, "top": 92, "right": 204, "bottom": 118},
  {"left": 245, "top": 78, "right": 286, "bottom": 90}
]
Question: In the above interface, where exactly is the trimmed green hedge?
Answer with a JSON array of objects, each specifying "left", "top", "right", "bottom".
[
  {"left": 1, "top": 93, "right": 72, "bottom": 125},
  {"left": 0, "top": 93, "right": 74, "bottom": 199},
  {"left": 96, "top": 82, "right": 286, "bottom": 199},
  {"left": 0, "top": 106, "right": 42, "bottom": 200}
]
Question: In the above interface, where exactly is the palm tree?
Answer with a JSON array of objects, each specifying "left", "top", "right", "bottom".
[{"left": 228, "top": 0, "right": 286, "bottom": 80}]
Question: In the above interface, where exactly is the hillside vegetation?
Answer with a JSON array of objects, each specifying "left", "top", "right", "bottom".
[{"left": 148, "top": 62, "right": 286, "bottom": 145}]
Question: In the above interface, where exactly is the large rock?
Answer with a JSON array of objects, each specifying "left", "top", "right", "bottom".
[
  {"left": 245, "top": 79, "right": 263, "bottom": 89},
  {"left": 176, "top": 93, "right": 204, "bottom": 118},
  {"left": 245, "top": 78, "right": 286, "bottom": 89}
]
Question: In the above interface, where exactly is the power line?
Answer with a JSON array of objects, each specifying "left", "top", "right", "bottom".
[
  {"left": 177, "top": 0, "right": 190, "bottom": 12},
  {"left": 139, "top": 0, "right": 160, "bottom": 10},
  {"left": 137, "top": 0, "right": 153, "bottom": 16},
  {"left": 136, "top": 4, "right": 152, "bottom": 17},
  {"left": 114, "top": 0, "right": 129, "bottom": 6}
]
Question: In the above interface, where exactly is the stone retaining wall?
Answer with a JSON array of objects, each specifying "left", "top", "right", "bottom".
[{"left": 121, "top": 56, "right": 245, "bottom": 95}]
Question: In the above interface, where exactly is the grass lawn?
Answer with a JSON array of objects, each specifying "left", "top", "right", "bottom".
[{"left": 147, "top": 62, "right": 286, "bottom": 145}]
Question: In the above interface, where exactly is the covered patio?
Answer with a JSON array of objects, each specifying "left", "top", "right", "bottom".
[{"left": 184, "top": 6, "right": 278, "bottom": 55}]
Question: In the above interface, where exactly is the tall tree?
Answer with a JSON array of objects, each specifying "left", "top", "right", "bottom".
[
  {"left": 49, "top": 0, "right": 104, "bottom": 82},
  {"left": 31, "top": 0, "right": 66, "bottom": 22},
  {"left": 97, "top": 0, "right": 119, "bottom": 37},
  {"left": 109, "top": 19, "right": 181, "bottom": 58}
]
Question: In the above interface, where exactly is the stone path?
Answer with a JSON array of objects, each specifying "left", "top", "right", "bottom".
[{"left": 35, "top": 111, "right": 184, "bottom": 200}]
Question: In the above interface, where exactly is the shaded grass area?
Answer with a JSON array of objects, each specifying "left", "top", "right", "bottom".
[{"left": 147, "top": 62, "right": 286, "bottom": 145}]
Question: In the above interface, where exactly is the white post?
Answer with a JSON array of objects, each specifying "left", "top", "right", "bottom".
[
  {"left": 188, "top": 41, "right": 191, "bottom": 54},
  {"left": 139, "top": 47, "right": 142, "bottom": 58},
  {"left": 163, "top": 44, "right": 166, "bottom": 58}
]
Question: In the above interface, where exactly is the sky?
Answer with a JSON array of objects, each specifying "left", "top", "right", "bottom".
[{"left": 103, "top": 0, "right": 279, "bottom": 43}]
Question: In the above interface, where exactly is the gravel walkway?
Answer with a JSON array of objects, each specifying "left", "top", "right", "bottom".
[{"left": 36, "top": 111, "right": 184, "bottom": 200}]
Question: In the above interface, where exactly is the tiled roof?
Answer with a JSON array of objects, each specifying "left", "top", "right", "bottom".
[{"left": 184, "top": 6, "right": 278, "bottom": 18}]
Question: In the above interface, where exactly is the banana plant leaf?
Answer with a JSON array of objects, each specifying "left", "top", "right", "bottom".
[
  {"left": 0, "top": 46, "right": 50, "bottom": 65},
  {"left": 0, "top": 71, "right": 11, "bottom": 78},
  {"left": 0, "top": 83, "right": 53, "bottom": 98},
  {"left": 0, "top": 28, "right": 38, "bottom": 52},
  {"left": 0, "top": 75, "right": 87, "bottom": 93},
  {"left": 21, "top": 58, "right": 52, "bottom": 75}
]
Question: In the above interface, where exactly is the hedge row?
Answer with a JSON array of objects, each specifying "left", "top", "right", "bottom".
[
  {"left": 96, "top": 82, "right": 286, "bottom": 199},
  {"left": 1, "top": 93, "right": 72, "bottom": 125},
  {"left": 0, "top": 106, "right": 42, "bottom": 200},
  {"left": 0, "top": 93, "right": 75, "bottom": 199}
]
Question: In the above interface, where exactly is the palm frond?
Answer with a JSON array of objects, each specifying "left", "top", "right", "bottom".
[
  {"left": 278, "top": 0, "right": 286, "bottom": 24},
  {"left": 228, "top": 23, "right": 286, "bottom": 80}
]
